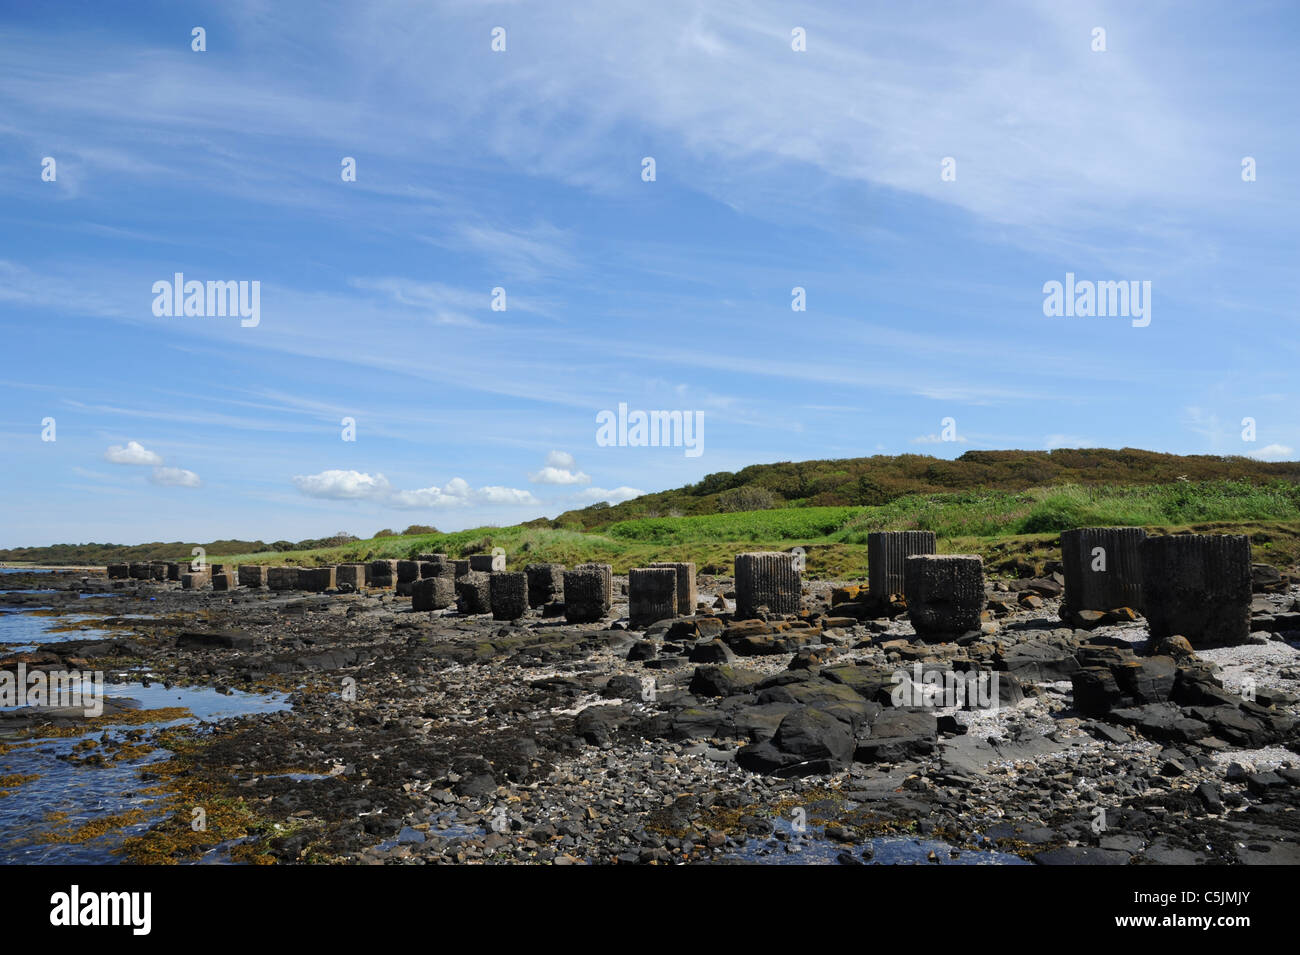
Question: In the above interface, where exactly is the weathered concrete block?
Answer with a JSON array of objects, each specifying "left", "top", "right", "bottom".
[
  {"left": 1140, "top": 534, "right": 1251, "bottom": 647},
  {"left": 148, "top": 561, "right": 168, "bottom": 581},
  {"left": 366, "top": 559, "right": 397, "bottom": 588},
  {"left": 420, "top": 556, "right": 454, "bottom": 578},
  {"left": 455, "top": 571, "right": 491, "bottom": 614},
  {"left": 629, "top": 568, "right": 678, "bottom": 629},
  {"left": 267, "top": 566, "right": 299, "bottom": 591},
  {"left": 412, "top": 575, "right": 456, "bottom": 611},
  {"left": 452, "top": 559, "right": 471, "bottom": 578},
  {"left": 335, "top": 564, "right": 367, "bottom": 589},
  {"left": 297, "top": 567, "right": 336, "bottom": 592},
  {"left": 904, "top": 554, "right": 985, "bottom": 639},
  {"left": 490, "top": 572, "right": 529, "bottom": 620},
  {"left": 468, "top": 554, "right": 501, "bottom": 573},
  {"left": 416, "top": 552, "right": 448, "bottom": 562},
  {"left": 651, "top": 561, "right": 697, "bottom": 614},
  {"left": 1061, "top": 527, "right": 1146, "bottom": 621},
  {"left": 165, "top": 562, "right": 183, "bottom": 581},
  {"left": 396, "top": 560, "right": 421, "bottom": 583},
  {"left": 129, "top": 562, "right": 151, "bottom": 580},
  {"left": 107, "top": 563, "right": 130, "bottom": 579},
  {"left": 524, "top": 563, "right": 565, "bottom": 608},
  {"left": 563, "top": 569, "right": 608, "bottom": 623},
  {"left": 867, "top": 531, "right": 936, "bottom": 598},
  {"left": 211, "top": 572, "right": 236, "bottom": 591},
  {"left": 181, "top": 571, "right": 210, "bottom": 590},
  {"left": 237, "top": 565, "right": 267, "bottom": 588},
  {"left": 734, "top": 552, "right": 801, "bottom": 617},
  {"left": 574, "top": 563, "right": 613, "bottom": 609}
]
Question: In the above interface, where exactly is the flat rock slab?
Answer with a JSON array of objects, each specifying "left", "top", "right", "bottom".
[{"left": 176, "top": 630, "right": 256, "bottom": 650}]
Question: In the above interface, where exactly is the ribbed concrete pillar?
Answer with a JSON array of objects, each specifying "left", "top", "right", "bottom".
[
  {"left": 575, "top": 563, "right": 613, "bottom": 610},
  {"left": 629, "top": 568, "right": 678, "bottom": 628},
  {"left": 734, "top": 552, "right": 801, "bottom": 617},
  {"left": 1140, "top": 534, "right": 1251, "bottom": 647},
  {"left": 1060, "top": 527, "right": 1145, "bottom": 620},
  {"left": 651, "top": 561, "right": 697, "bottom": 615},
  {"left": 868, "top": 531, "right": 936, "bottom": 598}
]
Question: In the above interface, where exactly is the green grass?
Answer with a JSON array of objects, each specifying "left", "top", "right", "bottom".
[{"left": 208, "top": 479, "right": 1300, "bottom": 580}]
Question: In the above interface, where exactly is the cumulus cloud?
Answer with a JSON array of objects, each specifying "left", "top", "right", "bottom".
[
  {"left": 104, "top": 440, "right": 163, "bottom": 466},
  {"left": 293, "top": 470, "right": 538, "bottom": 510},
  {"left": 150, "top": 466, "right": 201, "bottom": 488},
  {"left": 1248, "top": 444, "right": 1295, "bottom": 461},
  {"left": 529, "top": 450, "right": 590, "bottom": 485},
  {"left": 574, "top": 486, "right": 644, "bottom": 505},
  {"left": 292, "top": 469, "right": 392, "bottom": 500}
]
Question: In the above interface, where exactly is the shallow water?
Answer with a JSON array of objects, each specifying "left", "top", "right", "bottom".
[
  {"left": 0, "top": 681, "right": 289, "bottom": 864},
  {"left": 722, "top": 817, "right": 1030, "bottom": 865},
  {"left": 0, "top": 610, "right": 119, "bottom": 650}
]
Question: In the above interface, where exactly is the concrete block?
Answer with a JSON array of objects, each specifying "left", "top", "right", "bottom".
[
  {"left": 297, "top": 567, "right": 336, "bottom": 592},
  {"left": 629, "top": 567, "right": 678, "bottom": 629},
  {"left": 563, "top": 569, "right": 608, "bottom": 623},
  {"left": 237, "top": 565, "right": 267, "bottom": 588},
  {"left": 412, "top": 575, "right": 456, "bottom": 611},
  {"left": 455, "top": 571, "right": 491, "bottom": 614},
  {"left": 366, "top": 559, "right": 397, "bottom": 588},
  {"left": 1140, "top": 534, "right": 1251, "bottom": 647},
  {"left": 267, "top": 566, "right": 300, "bottom": 591},
  {"left": 335, "top": 564, "right": 367, "bottom": 589},
  {"left": 1061, "top": 527, "right": 1146, "bottom": 621},
  {"left": 574, "top": 563, "right": 613, "bottom": 610},
  {"left": 904, "top": 554, "right": 985, "bottom": 639},
  {"left": 734, "top": 552, "right": 801, "bottom": 617},
  {"left": 525, "top": 563, "right": 565, "bottom": 608},
  {"left": 651, "top": 561, "right": 697, "bottom": 614},
  {"left": 490, "top": 572, "right": 529, "bottom": 620},
  {"left": 868, "top": 531, "right": 937, "bottom": 597}
]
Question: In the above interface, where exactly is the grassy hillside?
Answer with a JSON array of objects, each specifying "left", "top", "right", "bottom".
[
  {"left": 7, "top": 448, "right": 1300, "bottom": 579},
  {"left": 552, "top": 447, "right": 1300, "bottom": 529},
  {"left": 207, "top": 479, "right": 1300, "bottom": 579}
]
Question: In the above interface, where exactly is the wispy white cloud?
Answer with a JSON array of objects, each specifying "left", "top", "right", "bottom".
[
  {"left": 150, "top": 466, "right": 201, "bottom": 488},
  {"left": 293, "top": 469, "right": 538, "bottom": 510},
  {"left": 104, "top": 440, "right": 163, "bottom": 466}
]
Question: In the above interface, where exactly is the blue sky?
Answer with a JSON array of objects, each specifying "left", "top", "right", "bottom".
[{"left": 1, "top": 0, "right": 1297, "bottom": 547}]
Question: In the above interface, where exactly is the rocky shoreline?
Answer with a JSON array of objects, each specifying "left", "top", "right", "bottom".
[{"left": 2, "top": 565, "right": 1298, "bottom": 865}]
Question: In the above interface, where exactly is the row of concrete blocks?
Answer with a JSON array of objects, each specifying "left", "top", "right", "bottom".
[
  {"left": 898, "top": 531, "right": 1256, "bottom": 647},
  {"left": 415, "top": 563, "right": 619, "bottom": 621},
  {"left": 1060, "top": 527, "right": 1254, "bottom": 647}
]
